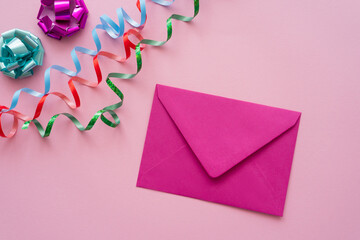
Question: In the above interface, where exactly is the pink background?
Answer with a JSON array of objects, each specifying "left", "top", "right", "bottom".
[{"left": 0, "top": 0, "right": 359, "bottom": 239}]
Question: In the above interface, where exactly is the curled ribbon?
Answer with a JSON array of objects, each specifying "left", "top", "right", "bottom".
[
  {"left": 0, "top": 0, "right": 194, "bottom": 138},
  {"left": 37, "top": 0, "right": 89, "bottom": 39},
  {"left": 0, "top": 29, "right": 44, "bottom": 79},
  {"left": 23, "top": 0, "right": 199, "bottom": 137},
  {"left": 0, "top": 0, "right": 169, "bottom": 138}
]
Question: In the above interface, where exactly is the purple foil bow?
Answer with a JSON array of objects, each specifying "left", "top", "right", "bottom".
[{"left": 37, "top": 0, "right": 89, "bottom": 40}]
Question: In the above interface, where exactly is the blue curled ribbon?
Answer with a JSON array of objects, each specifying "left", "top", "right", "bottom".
[
  {"left": 0, "top": 29, "right": 44, "bottom": 79},
  {"left": 0, "top": 0, "right": 174, "bottom": 113}
]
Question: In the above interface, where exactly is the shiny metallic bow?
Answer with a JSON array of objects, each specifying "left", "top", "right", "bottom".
[
  {"left": 0, "top": 29, "right": 44, "bottom": 79},
  {"left": 37, "top": 0, "right": 89, "bottom": 40}
]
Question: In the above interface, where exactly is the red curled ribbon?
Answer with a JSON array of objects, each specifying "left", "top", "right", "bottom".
[
  {"left": 0, "top": 0, "right": 146, "bottom": 138},
  {"left": 0, "top": 0, "right": 199, "bottom": 138},
  {"left": 0, "top": 28, "right": 144, "bottom": 138}
]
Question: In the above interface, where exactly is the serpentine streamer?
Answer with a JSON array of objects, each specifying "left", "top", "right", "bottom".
[
  {"left": 0, "top": 0, "right": 175, "bottom": 138},
  {"left": 22, "top": 0, "right": 199, "bottom": 137}
]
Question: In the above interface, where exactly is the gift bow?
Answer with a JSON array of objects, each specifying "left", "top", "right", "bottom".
[
  {"left": 0, "top": 29, "right": 44, "bottom": 79},
  {"left": 38, "top": 0, "right": 89, "bottom": 39}
]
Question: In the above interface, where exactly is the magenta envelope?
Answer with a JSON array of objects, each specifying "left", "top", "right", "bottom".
[{"left": 136, "top": 84, "right": 301, "bottom": 216}]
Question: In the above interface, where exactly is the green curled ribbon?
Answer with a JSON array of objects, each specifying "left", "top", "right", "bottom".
[
  {"left": 22, "top": 78, "right": 123, "bottom": 137},
  {"left": 22, "top": 0, "right": 199, "bottom": 137},
  {"left": 0, "top": 29, "right": 44, "bottom": 79}
]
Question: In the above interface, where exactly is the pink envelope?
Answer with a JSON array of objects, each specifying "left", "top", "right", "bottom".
[{"left": 136, "top": 84, "right": 301, "bottom": 216}]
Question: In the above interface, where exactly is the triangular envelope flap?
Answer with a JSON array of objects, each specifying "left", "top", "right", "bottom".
[{"left": 156, "top": 84, "right": 301, "bottom": 178}]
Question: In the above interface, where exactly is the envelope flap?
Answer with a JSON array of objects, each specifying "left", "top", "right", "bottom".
[{"left": 156, "top": 84, "right": 301, "bottom": 178}]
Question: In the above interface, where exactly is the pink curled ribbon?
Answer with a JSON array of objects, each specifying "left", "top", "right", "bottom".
[{"left": 37, "top": 0, "right": 89, "bottom": 40}]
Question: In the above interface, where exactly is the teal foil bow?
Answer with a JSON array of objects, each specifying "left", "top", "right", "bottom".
[{"left": 0, "top": 29, "right": 44, "bottom": 79}]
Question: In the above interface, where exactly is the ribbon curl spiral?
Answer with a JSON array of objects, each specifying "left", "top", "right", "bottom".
[
  {"left": 0, "top": 0, "right": 199, "bottom": 138},
  {"left": 0, "top": 0, "right": 173, "bottom": 138},
  {"left": 23, "top": 0, "right": 200, "bottom": 137}
]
